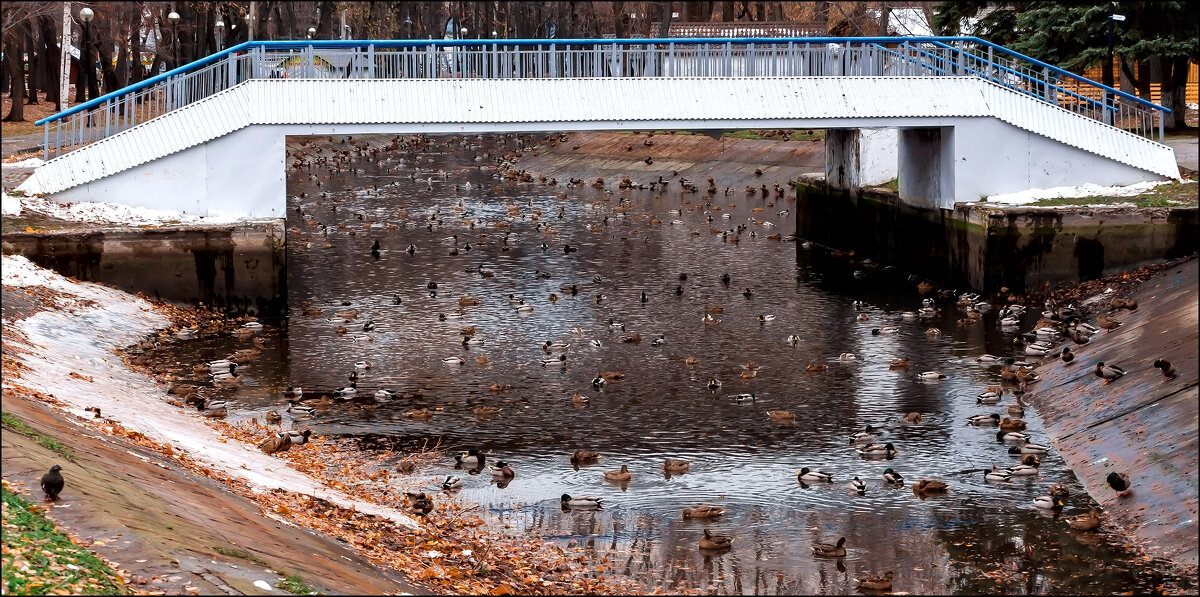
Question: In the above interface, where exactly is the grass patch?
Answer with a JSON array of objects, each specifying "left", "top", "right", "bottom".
[
  {"left": 278, "top": 572, "right": 315, "bottom": 595},
  {"left": 722, "top": 129, "right": 825, "bottom": 141},
  {"left": 879, "top": 178, "right": 900, "bottom": 192},
  {"left": 1, "top": 485, "right": 129, "bottom": 595},
  {"left": 1, "top": 412, "right": 76, "bottom": 462},
  {"left": 211, "top": 546, "right": 267, "bottom": 565},
  {"left": 1025, "top": 180, "right": 1198, "bottom": 208}
]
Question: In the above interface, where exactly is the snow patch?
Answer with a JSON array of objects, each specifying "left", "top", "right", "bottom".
[
  {"left": 1, "top": 255, "right": 418, "bottom": 529},
  {"left": 10, "top": 193, "right": 259, "bottom": 226},
  {"left": 982, "top": 180, "right": 1182, "bottom": 206},
  {"left": 2, "top": 189, "right": 20, "bottom": 216},
  {"left": 5, "top": 157, "right": 45, "bottom": 168}
]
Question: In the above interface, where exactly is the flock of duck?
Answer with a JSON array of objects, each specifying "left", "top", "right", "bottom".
[{"left": 146, "top": 132, "right": 1179, "bottom": 592}]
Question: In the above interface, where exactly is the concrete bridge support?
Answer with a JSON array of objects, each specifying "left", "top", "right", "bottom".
[
  {"left": 898, "top": 127, "right": 955, "bottom": 210},
  {"left": 824, "top": 128, "right": 898, "bottom": 193}
]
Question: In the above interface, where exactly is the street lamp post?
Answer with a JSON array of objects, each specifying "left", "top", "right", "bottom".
[
  {"left": 1105, "top": 5, "right": 1125, "bottom": 125},
  {"left": 404, "top": 18, "right": 413, "bottom": 39},
  {"left": 307, "top": 26, "right": 316, "bottom": 39},
  {"left": 79, "top": 7, "right": 94, "bottom": 101},
  {"left": 168, "top": 11, "right": 180, "bottom": 68}
]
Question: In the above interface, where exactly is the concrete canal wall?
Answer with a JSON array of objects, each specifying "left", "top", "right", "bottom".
[
  {"left": 1029, "top": 258, "right": 1198, "bottom": 571},
  {"left": 796, "top": 176, "right": 1198, "bottom": 293},
  {"left": 1, "top": 222, "right": 286, "bottom": 317}
]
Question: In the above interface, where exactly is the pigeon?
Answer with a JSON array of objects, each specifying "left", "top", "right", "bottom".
[{"left": 41, "top": 465, "right": 64, "bottom": 501}]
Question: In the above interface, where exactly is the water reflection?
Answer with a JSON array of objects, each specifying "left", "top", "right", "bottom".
[{"left": 151, "top": 133, "right": 1191, "bottom": 595}]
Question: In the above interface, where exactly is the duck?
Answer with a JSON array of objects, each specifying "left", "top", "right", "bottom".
[
  {"left": 283, "top": 386, "right": 303, "bottom": 400},
  {"left": 882, "top": 468, "right": 905, "bottom": 485},
  {"left": 1000, "top": 417, "right": 1027, "bottom": 431},
  {"left": 911, "top": 479, "right": 949, "bottom": 494},
  {"left": 685, "top": 356, "right": 699, "bottom": 366},
  {"left": 1094, "top": 362, "right": 1126, "bottom": 384},
  {"left": 1009, "top": 442, "right": 1049, "bottom": 455},
  {"left": 560, "top": 494, "right": 603, "bottom": 509},
  {"left": 285, "top": 429, "right": 312, "bottom": 445},
  {"left": 264, "top": 410, "right": 282, "bottom": 424},
  {"left": 707, "top": 377, "right": 722, "bottom": 391},
  {"left": 996, "top": 430, "right": 1030, "bottom": 443},
  {"left": 889, "top": 357, "right": 910, "bottom": 369},
  {"left": 405, "top": 492, "right": 434, "bottom": 516},
  {"left": 1105, "top": 472, "right": 1132, "bottom": 497},
  {"left": 757, "top": 314, "right": 776, "bottom": 322},
  {"left": 663, "top": 459, "right": 691, "bottom": 472},
  {"left": 984, "top": 464, "right": 1012, "bottom": 482},
  {"left": 682, "top": 505, "right": 726, "bottom": 519},
  {"left": 443, "top": 356, "right": 466, "bottom": 365},
  {"left": 855, "top": 571, "right": 894, "bottom": 591},
  {"left": 1067, "top": 508, "right": 1102, "bottom": 531},
  {"left": 811, "top": 536, "right": 847, "bottom": 557},
  {"left": 541, "top": 354, "right": 568, "bottom": 366},
  {"left": 730, "top": 393, "right": 756, "bottom": 403},
  {"left": 743, "top": 288, "right": 753, "bottom": 298},
  {"left": 335, "top": 383, "right": 358, "bottom": 398},
  {"left": 603, "top": 464, "right": 632, "bottom": 482},
  {"left": 839, "top": 353, "right": 857, "bottom": 361},
  {"left": 904, "top": 412, "right": 923, "bottom": 424},
  {"left": 454, "top": 449, "right": 485, "bottom": 467},
  {"left": 569, "top": 450, "right": 601, "bottom": 464},
  {"left": 592, "top": 375, "right": 607, "bottom": 389},
  {"left": 287, "top": 400, "right": 315, "bottom": 416},
  {"left": 805, "top": 363, "right": 828, "bottom": 373},
  {"left": 798, "top": 467, "right": 834, "bottom": 483},
  {"left": 650, "top": 334, "right": 667, "bottom": 347},
  {"left": 1060, "top": 346, "right": 1075, "bottom": 364},
  {"left": 1153, "top": 358, "right": 1176, "bottom": 382},
  {"left": 848, "top": 425, "right": 882, "bottom": 444},
  {"left": 850, "top": 476, "right": 867, "bottom": 495},
  {"left": 515, "top": 304, "right": 535, "bottom": 313},
  {"left": 196, "top": 398, "right": 228, "bottom": 417},
  {"left": 489, "top": 461, "right": 515, "bottom": 480},
  {"left": 571, "top": 393, "right": 590, "bottom": 407},
  {"left": 258, "top": 432, "right": 292, "bottom": 454},
  {"left": 1050, "top": 483, "right": 1071, "bottom": 499},
  {"left": 967, "top": 413, "right": 1001, "bottom": 426},
  {"left": 786, "top": 334, "right": 801, "bottom": 346},
  {"left": 1096, "top": 314, "right": 1121, "bottom": 330},
  {"left": 916, "top": 371, "right": 947, "bottom": 380},
  {"left": 976, "top": 354, "right": 1003, "bottom": 363},
  {"left": 698, "top": 529, "right": 733, "bottom": 550},
  {"left": 857, "top": 443, "right": 898, "bottom": 459},
  {"left": 745, "top": 402, "right": 789, "bottom": 419},
  {"left": 542, "top": 340, "right": 570, "bottom": 351},
  {"left": 473, "top": 405, "right": 500, "bottom": 417},
  {"left": 1033, "top": 495, "right": 1065, "bottom": 511},
  {"left": 440, "top": 475, "right": 463, "bottom": 491},
  {"left": 1006, "top": 461, "right": 1040, "bottom": 476},
  {"left": 872, "top": 327, "right": 899, "bottom": 335},
  {"left": 977, "top": 390, "right": 1002, "bottom": 404},
  {"left": 404, "top": 407, "right": 433, "bottom": 420}
]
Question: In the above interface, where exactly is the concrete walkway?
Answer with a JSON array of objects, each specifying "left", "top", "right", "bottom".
[
  {"left": 2, "top": 132, "right": 43, "bottom": 158},
  {"left": 1028, "top": 258, "right": 1198, "bottom": 571},
  {"left": 1166, "top": 136, "right": 1198, "bottom": 175}
]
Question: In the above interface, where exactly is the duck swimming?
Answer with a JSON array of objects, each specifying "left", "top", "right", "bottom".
[
  {"left": 882, "top": 468, "right": 904, "bottom": 485},
  {"left": 850, "top": 477, "right": 867, "bottom": 495},
  {"left": 798, "top": 467, "right": 834, "bottom": 483},
  {"left": 604, "top": 464, "right": 633, "bottom": 482},
  {"left": 811, "top": 536, "right": 847, "bottom": 557},
  {"left": 857, "top": 443, "right": 898, "bottom": 459},
  {"left": 699, "top": 529, "right": 733, "bottom": 550},
  {"left": 561, "top": 494, "right": 603, "bottom": 509}
]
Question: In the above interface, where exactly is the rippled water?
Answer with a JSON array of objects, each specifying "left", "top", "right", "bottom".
[{"left": 155, "top": 134, "right": 1191, "bottom": 595}]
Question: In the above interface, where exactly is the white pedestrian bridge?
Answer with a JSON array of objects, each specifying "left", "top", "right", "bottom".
[{"left": 24, "top": 37, "right": 1180, "bottom": 216}]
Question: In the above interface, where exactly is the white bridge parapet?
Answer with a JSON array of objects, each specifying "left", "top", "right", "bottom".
[{"left": 20, "top": 77, "right": 1179, "bottom": 216}]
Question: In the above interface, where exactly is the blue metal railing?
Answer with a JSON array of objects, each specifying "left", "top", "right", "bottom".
[{"left": 38, "top": 36, "right": 1170, "bottom": 160}]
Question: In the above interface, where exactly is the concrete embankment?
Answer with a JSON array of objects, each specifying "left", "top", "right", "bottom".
[
  {"left": 2, "top": 222, "right": 286, "bottom": 317},
  {"left": 517, "top": 130, "right": 824, "bottom": 192},
  {"left": 1028, "top": 257, "right": 1198, "bottom": 571}
]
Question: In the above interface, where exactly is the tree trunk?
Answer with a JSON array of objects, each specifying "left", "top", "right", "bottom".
[
  {"left": 315, "top": 1, "right": 337, "bottom": 39},
  {"left": 25, "top": 21, "right": 40, "bottom": 105},
  {"left": 130, "top": 5, "right": 144, "bottom": 84},
  {"left": 721, "top": 1, "right": 735, "bottom": 22},
  {"left": 1161, "top": 56, "right": 1191, "bottom": 131},
  {"left": 3, "top": 34, "right": 26, "bottom": 121},
  {"left": 97, "top": 25, "right": 121, "bottom": 94},
  {"left": 39, "top": 16, "right": 60, "bottom": 108},
  {"left": 656, "top": 1, "right": 672, "bottom": 37}
]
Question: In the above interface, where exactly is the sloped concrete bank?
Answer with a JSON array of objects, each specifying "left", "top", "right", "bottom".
[{"left": 1027, "top": 258, "right": 1198, "bottom": 571}]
